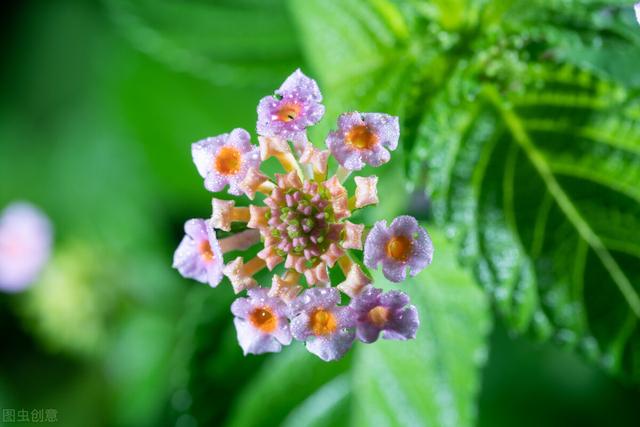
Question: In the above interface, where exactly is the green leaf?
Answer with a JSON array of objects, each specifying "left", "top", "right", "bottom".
[
  {"left": 353, "top": 229, "right": 491, "bottom": 427},
  {"left": 224, "top": 345, "right": 351, "bottom": 427},
  {"left": 420, "top": 66, "right": 640, "bottom": 379},
  {"left": 506, "top": 2, "right": 640, "bottom": 87},
  {"left": 280, "top": 375, "right": 351, "bottom": 427},
  {"left": 292, "top": 0, "right": 640, "bottom": 381},
  {"left": 105, "top": 0, "right": 301, "bottom": 87}
]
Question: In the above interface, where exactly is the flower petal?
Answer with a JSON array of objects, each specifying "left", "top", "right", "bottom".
[{"left": 305, "top": 330, "right": 355, "bottom": 361}]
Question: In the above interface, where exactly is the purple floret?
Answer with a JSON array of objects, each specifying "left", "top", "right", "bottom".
[
  {"left": 325, "top": 112, "right": 399, "bottom": 171},
  {"left": 257, "top": 69, "right": 325, "bottom": 148},
  {"left": 0, "top": 202, "right": 52, "bottom": 293},
  {"left": 289, "top": 288, "right": 356, "bottom": 361},
  {"left": 351, "top": 286, "right": 419, "bottom": 343},
  {"left": 231, "top": 287, "right": 292, "bottom": 355},
  {"left": 364, "top": 215, "right": 433, "bottom": 283},
  {"left": 173, "top": 218, "right": 224, "bottom": 287},
  {"left": 636, "top": 3, "right": 640, "bottom": 25},
  {"left": 192, "top": 128, "right": 260, "bottom": 195}
]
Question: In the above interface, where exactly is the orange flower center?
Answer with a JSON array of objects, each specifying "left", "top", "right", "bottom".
[
  {"left": 368, "top": 306, "right": 390, "bottom": 328},
  {"left": 346, "top": 125, "right": 378, "bottom": 150},
  {"left": 276, "top": 103, "right": 301, "bottom": 122},
  {"left": 199, "top": 240, "right": 214, "bottom": 262},
  {"left": 249, "top": 307, "right": 278, "bottom": 333},
  {"left": 386, "top": 235, "right": 412, "bottom": 262},
  {"left": 309, "top": 308, "right": 337, "bottom": 336},
  {"left": 214, "top": 146, "right": 242, "bottom": 175}
]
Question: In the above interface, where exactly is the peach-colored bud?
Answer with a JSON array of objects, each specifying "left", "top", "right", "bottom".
[
  {"left": 258, "top": 135, "right": 289, "bottom": 160},
  {"left": 270, "top": 272, "right": 302, "bottom": 302},
  {"left": 284, "top": 254, "right": 306, "bottom": 273},
  {"left": 342, "top": 221, "right": 364, "bottom": 250},
  {"left": 257, "top": 247, "right": 283, "bottom": 270},
  {"left": 239, "top": 168, "right": 270, "bottom": 200},
  {"left": 314, "top": 262, "right": 329, "bottom": 283},
  {"left": 247, "top": 205, "right": 268, "bottom": 229},
  {"left": 319, "top": 243, "right": 344, "bottom": 267},
  {"left": 276, "top": 170, "right": 302, "bottom": 190},
  {"left": 223, "top": 257, "right": 258, "bottom": 294},
  {"left": 304, "top": 261, "right": 328, "bottom": 285},
  {"left": 324, "top": 175, "right": 350, "bottom": 220},
  {"left": 337, "top": 264, "right": 371, "bottom": 298},
  {"left": 211, "top": 199, "right": 235, "bottom": 231},
  {"left": 300, "top": 145, "right": 329, "bottom": 175},
  {"left": 354, "top": 176, "right": 379, "bottom": 208}
]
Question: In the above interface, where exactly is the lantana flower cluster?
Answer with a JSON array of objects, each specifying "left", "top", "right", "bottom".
[{"left": 173, "top": 70, "right": 434, "bottom": 361}]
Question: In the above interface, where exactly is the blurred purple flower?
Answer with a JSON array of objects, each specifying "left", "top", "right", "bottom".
[
  {"left": 635, "top": 3, "right": 640, "bottom": 25},
  {"left": 192, "top": 128, "right": 260, "bottom": 195},
  {"left": 289, "top": 288, "right": 356, "bottom": 361},
  {"left": 351, "top": 286, "right": 419, "bottom": 343},
  {"left": 257, "top": 69, "right": 325, "bottom": 149},
  {"left": 326, "top": 112, "right": 399, "bottom": 171},
  {"left": 173, "top": 219, "right": 224, "bottom": 287},
  {"left": 231, "top": 287, "right": 292, "bottom": 355},
  {"left": 0, "top": 202, "right": 52, "bottom": 293},
  {"left": 364, "top": 215, "right": 433, "bottom": 283}
]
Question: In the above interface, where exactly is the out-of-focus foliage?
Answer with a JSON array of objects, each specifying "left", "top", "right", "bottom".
[
  {"left": 290, "top": 0, "right": 640, "bottom": 381},
  {"left": 105, "top": 0, "right": 301, "bottom": 87}
]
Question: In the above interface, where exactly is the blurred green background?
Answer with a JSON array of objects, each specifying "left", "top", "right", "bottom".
[{"left": 1, "top": 1, "right": 639, "bottom": 426}]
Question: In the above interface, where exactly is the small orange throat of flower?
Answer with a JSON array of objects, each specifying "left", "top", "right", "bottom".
[
  {"left": 368, "top": 306, "right": 390, "bottom": 328},
  {"left": 249, "top": 307, "right": 278, "bottom": 333},
  {"left": 310, "top": 308, "right": 337, "bottom": 336},
  {"left": 199, "top": 240, "right": 215, "bottom": 262},
  {"left": 386, "top": 235, "right": 412, "bottom": 262},
  {"left": 276, "top": 103, "right": 301, "bottom": 122},
  {"left": 346, "top": 125, "right": 378, "bottom": 150},
  {"left": 215, "top": 146, "right": 242, "bottom": 175}
]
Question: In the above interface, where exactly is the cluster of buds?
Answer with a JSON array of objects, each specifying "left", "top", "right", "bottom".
[{"left": 173, "top": 70, "right": 434, "bottom": 361}]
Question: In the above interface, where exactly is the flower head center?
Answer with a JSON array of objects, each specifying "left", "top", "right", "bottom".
[
  {"left": 346, "top": 125, "right": 378, "bottom": 150},
  {"left": 215, "top": 146, "right": 242, "bottom": 175},
  {"left": 263, "top": 180, "right": 335, "bottom": 267},
  {"left": 198, "top": 240, "right": 215, "bottom": 262},
  {"left": 310, "top": 308, "right": 337, "bottom": 336},
  {"left": 276, "top": 102, "right": 301, "bottom": 122},
  {"left": 249, "top": 306, "right": 278, "bottom": 333},
  {"left": 386, "top": 235, "right": 412, "bottom": 262},
  {"left": 368, "top": 306, "right": 390, "bottom": 328}
]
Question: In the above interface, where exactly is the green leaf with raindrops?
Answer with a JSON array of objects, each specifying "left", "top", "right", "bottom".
[{"left": 291, "top": 0, "right": 640, "bottom": 380}]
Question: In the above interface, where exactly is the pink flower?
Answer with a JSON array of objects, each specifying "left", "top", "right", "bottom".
[
  {"left": 364, "top": 216, "right": 434, "bottom": 283},
  {"left": 231, "top": 288, "right": 292, "bottom": 355},
  {"left": 326, "top": 112, "right": 399, "bottom": 171},
  {"left": 192, "top": 128, "right": 260, "bottom": 195},
  {"left": 0, "top": 202, "right": 52, "bottom": 292},
  {"left": 257, "top": 69, "right": 325, "bottom": 149},
  {"left": 351, "top": 286, "right": 419, "bottom": 343},
  {"left": 173, "top": 219, "right": 224, "bottom": 287},
  {"left": 289, "top": 288, "right": 356, "bottom": 361}
]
